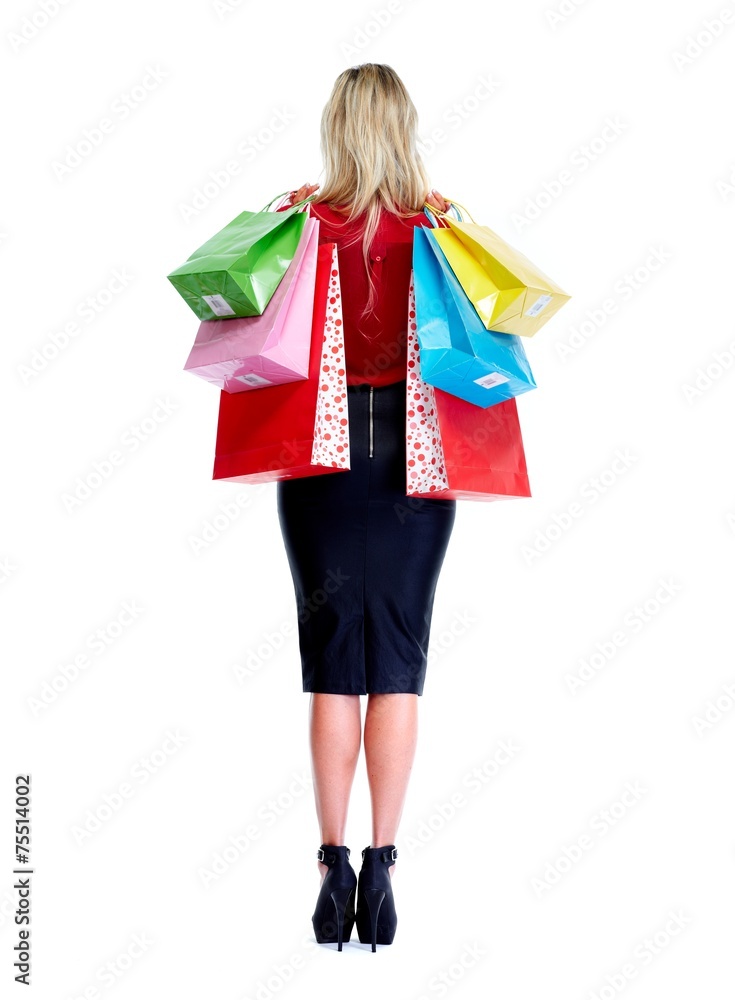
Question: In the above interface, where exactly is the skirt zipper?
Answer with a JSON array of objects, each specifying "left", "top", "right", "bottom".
[{"left": 368, "top": 386, "right": 374, "bottom": 458}]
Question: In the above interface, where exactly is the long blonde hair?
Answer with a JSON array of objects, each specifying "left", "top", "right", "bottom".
[{"left": 316, "top": 64, "right": 433, "bottom": 328}]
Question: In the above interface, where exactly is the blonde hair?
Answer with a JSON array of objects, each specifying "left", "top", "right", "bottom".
[{"left": 316, "top": 64, "right": 433, "bottom": 329}]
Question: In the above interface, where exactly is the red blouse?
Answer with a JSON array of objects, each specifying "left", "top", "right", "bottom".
[{"left": 277, "top": 200, "right": 434, "bottom": 387}]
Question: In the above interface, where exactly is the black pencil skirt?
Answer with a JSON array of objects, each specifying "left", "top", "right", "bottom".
[{"left": 276, "top": 377, "right": 457, "bottom": 696}]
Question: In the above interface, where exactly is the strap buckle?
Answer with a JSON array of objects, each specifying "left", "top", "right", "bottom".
[
  {"left": 389, "top": 847, "right": 398, "bottom": 861},
  {"left": 316, "top": 848, "right": 325, "bottom": 862}
]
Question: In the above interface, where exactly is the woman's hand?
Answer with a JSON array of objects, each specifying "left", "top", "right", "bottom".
[
  {"left": 287, "top": 182, "right": 320, "bottom": 205},
  {"left": 425, "top": 189, "right": 451, "bottom": 213}
]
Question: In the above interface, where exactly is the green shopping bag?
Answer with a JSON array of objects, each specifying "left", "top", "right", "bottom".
[{"left": 167, "top": 191, "right": 317, "bottom": 321}]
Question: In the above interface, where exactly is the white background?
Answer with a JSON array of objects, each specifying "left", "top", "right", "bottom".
[{"left": 2, "top": 0, "right": 734, "bottom": 995}]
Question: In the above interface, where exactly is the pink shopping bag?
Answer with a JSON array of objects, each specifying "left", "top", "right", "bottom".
[
  {"left": 184, "top": 217, "right": 319, "bottom": 392},
  {"left": 212, "top": 243, "right": 351, "bottom": 483}
]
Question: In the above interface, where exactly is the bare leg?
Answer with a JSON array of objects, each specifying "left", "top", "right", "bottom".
[
  {"left": 309, "top": 692, "right": 362, "bottom": 881},
  {"left": 363, "top": 693, "right": 418, "bottom": 877}
]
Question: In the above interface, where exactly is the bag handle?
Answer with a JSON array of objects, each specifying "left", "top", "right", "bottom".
[
  {"left": 422, "top": 202, "right": 461, "bottom": 228},
  {"left": 259, "top": 190, "right": 319, "bottom": 213},
  {"left": 422, "top": 204, "right": 442, "bottom": 227},
  {"left": 423, "top": 198, "right": 475, "bottom": 224}
]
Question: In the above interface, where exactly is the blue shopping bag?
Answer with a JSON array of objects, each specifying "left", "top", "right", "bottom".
[{"left": 413, "top": 224, "right": 536, "bottom": 408}]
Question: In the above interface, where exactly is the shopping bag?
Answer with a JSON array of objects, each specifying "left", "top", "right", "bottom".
[
  {"left": 405, "top": 271, "right": 531, "bottom": 502},
  {"left": 425, "top": 199, "right": 570, "bottom": 336},
  {"left": 212, "top": 242, "right": 350, "bottom": 483},
  {"left": 183, "top": 217, "right": 319, "bottom": 392},
  {"left": 413, "top": 225, "right": 536, "bottom": 408},
  {"left": 167, "top": 192, "right": 317, "bottom": 321}
]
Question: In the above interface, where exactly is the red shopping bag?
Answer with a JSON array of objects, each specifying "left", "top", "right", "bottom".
[
  {"left": 212, "top": 242, "right": 350, "bottom": 483},
  {"left": 405, "top": 272, "right": 532, "bottom": 501}
]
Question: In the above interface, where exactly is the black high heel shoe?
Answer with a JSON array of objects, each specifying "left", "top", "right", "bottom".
[
  {"left": 311, "top": 844, "right": 357, "bottom": 951},
  {"left": 355, "top": 845, "right": 398, "bottom": 951}
]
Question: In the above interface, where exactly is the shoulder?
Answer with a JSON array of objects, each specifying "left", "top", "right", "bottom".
[
  {"left": 305, "top": 202, "right": 430, "bottom": 246},
  {"left": 381, "top": 208, "right": 432, "bottom": 236},
  {"left": 310, "top": 201, "right": 427, "bottom": 223},
  {"left": 309, "top": 201, "right": 349, "bottom": 218}
]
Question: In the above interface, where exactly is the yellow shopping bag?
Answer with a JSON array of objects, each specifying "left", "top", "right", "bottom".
[{"left": 425, "top": 200, "right": 571, "bottom": 337}]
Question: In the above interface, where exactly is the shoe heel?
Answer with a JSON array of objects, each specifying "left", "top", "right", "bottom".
[
  {"left": 330, "top": 887, "right": 355, "bottom": 951},
  {"left": 363, "top": 888, "right": 385, "bottom": 952}
]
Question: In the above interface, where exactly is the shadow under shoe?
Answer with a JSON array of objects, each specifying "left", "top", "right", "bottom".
[
  {"left": 311, "top": 844, "right": 357, "bottom": 951},
  {"left": 355, "top": 845, "right": 398, "bottom": 951}
]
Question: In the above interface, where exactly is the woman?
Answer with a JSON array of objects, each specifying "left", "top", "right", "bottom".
[{"left": 275, "top": 63, "right": 456, "bottom": 952}]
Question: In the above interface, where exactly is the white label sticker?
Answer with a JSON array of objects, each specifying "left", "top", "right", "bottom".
[
  {"left": 474, "top": 371, "right": 510, "bottom": 389},
  {"left": 203, "top": 293, "right": 236, "bottom": 316},
  {"left": 526, "top": 293, "right": 552, "bottom": 317},
  {"left": 234, "top": 372, "right": 272, "bottom": 386}
]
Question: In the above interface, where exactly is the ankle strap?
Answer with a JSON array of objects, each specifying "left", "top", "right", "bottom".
[
  {"left": 316, "top": 844, "right": 350, "bottom": 865},
  {"left": 362, "top": 845, "right": 397, "bottom": 863}
]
